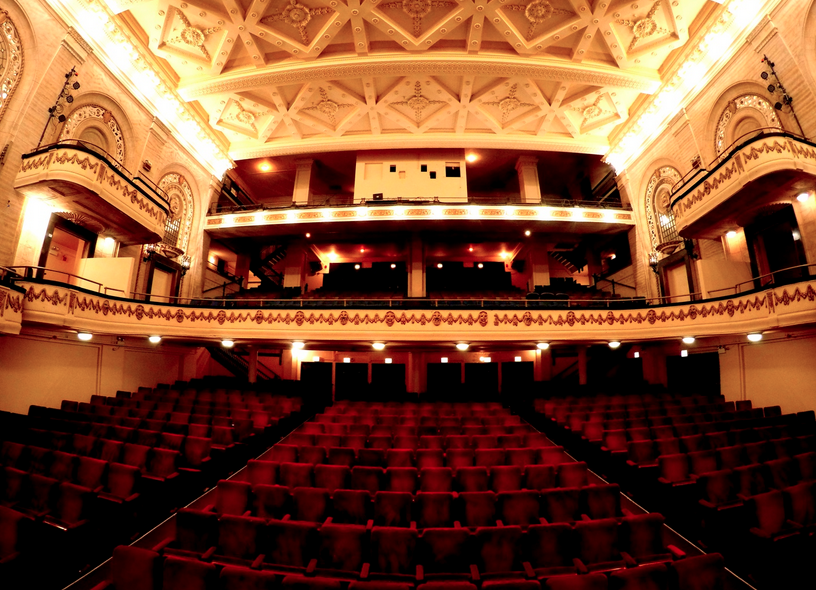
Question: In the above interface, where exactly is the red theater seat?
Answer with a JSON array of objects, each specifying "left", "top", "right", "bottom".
[
  {"left": 526, "top": 523, "right": 576, "bottom": 579},
  {"left": 497, "top": 490, "right": 541, "bottom": 526},
  {"left": 525, "top": 465, "right": 556, "bottom": 491},
  {"left": 416, "top": 492, "right": 453, "bottom": 528},
  {"left": 582, "top": 484, "right": 620, "bottom": 519},
  {"left": 293, "top": 487, "right": 330, "bottom": 522},
  {"left": 217, "top": 480, "right": 251, "bottom": 515},
  {"left": 540, "top": 488, "right": 580, "bottom": 523},
  {"left": 281, "top": 574, "right": 342, "bottom": 590},
  {"left": 220, "top": 565, "right": 277, "bottom": 590},
  {"left": 459, "top": 491, "right": 496, "bottom": 527},
  {"left": 387, "top": 467, "right": 418, "bottom": 493},
  {"left": 374, "top": 491, "right": 413, "bottom": 527},
  {"left": 332, "top": 489, "right": 371, "bottom": 525},
  {"left": 314, "top": 465, "right": 350, "bottom": 492},
  {"left": 609, "top": 562, "right": 668, "bottom": 590},
  {"left": 162, "top": 555, "right": 218, "bottom": 590},
  {"left": 416, "top": 449, "right": 444, "bottom": 469},
  {"left": 252, "top": 484, "right": 290, "bottom": 519},
  {"left": 668, "top": 553, "right": 725, "bottom": 590},
  {"left": 574, "top": 518, "right": 627, "bottom": 573},
  {"left": 456, "top": 467, "right": 489, "bottom": 492},
  {"left": 299, "top": 446, "right": 327, "bottom": 465},
  {"left": 370, "top": 526, "right": 418, "bottom": 576},
  {"left": 317, "top": 522, "right": 367, "bottom": 575},
  {"left": 352, "top": 466, "right": 384, "bottom": 494},
  {"left": 246, "top": 460, "right": 279, "bottom": 486},
  {"left": 280, "top": 463, "right": 314, "bottom": 489},
  {"left": 386, "top": 449, "right": 414, "bottom": 468},
  {"left": 446, "top": 449, "right": 474, "bottom": 469},
  {"left": 217, "top": 514, "right": 265, "bottom": 562},
  {"left": 474, "top": 525, "right": 523, "bottom": 576},
  {"left": 418, "top": 527, "right": 472, "bottom": 577},
  {"left": 266, "top": 519, "right": 319, "bottom": 568}
]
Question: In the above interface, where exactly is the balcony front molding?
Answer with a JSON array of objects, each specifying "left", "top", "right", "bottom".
[
  {"left": 670, "top": 133, "right": 816, "bottom": 237},
  {"left": 0, "top": 285, "right": 24, "bottom": 335},
  {"left": 14, "top": 142, "right": 169, "bottom": 244},
  {"left": 13, "top": 279, "right": 816, "bottom": 344}
]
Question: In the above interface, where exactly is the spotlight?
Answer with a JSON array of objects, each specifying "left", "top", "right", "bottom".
[
  {"left": 681, "top": 350, "right": 689, "bottom": 358},
  {"left": 466, "top": 153, "right": 478, "bottom": 163},
  {"left": 477, "top": 263, "right": 484, "bottom": 269},
  {"left": 372, "top": 342, "right": 385, "bottom": 350},
  {"left": 292, "top": 341, "right": 305, "bottom": 350},
  {"left": 767, "top": 84, "right": 776, "bottom": 93},
  {"left": 536, "top": 342, "right": 550, "bottom": 350},
  {"left": 797, "top": 192, "right": 810, "bottom": 202},
  {"left": 747, "top": 333, "right": 763, "bottom": 342},
  {"left": 774, "top": 102, "right": 783, "bottom": 111},
  {"left": 608, "top": 341, "right": 621, "bottom": 349},
  {"left": 761, "top": 71, "right": 769, "bottom": 80},
  {"left": 328, "top": 251, "right": 338, "bottom": 261},
  {"left": 456, "top": 343, "right": 469, "bottom": 351},
  {"left": 66, "top": 95, "right": 74, "bottom": 103},
  {"left": 221, "top": 339, "right": 234, "bottom": 348},
  {"left": 500, "top": 252, "right": 508, "bottom": 259},
  {"left": 726, "top": 230, "right": 737, "bottom": 238},
  {"left": 682, "top": 337, "right": 695, "bottom": 344},
  {"left": 77, "top": 332, "right": 93, "bottom": 341},
  {"left": 148, "top": 335, "right": 162, "bottom": 344}
]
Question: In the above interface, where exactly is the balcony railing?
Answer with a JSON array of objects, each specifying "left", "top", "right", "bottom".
[{"left": 15, "top": 140, "right": 171, "bottom": 243}]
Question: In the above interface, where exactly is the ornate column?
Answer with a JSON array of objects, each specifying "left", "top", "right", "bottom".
[{"left": 515, "top": 156, "right": 541, "bottom": 204}]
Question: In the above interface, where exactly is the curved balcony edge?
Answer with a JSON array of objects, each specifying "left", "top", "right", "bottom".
[{"left": 13, "top": 278, "right": 816, "bottom": 343}]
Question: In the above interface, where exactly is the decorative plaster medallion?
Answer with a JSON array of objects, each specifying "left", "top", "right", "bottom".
[
  {"left": 165, "top": 10, "right": 221, "bottom": 60},
  {"left": 262, "top": 0, "right": 333, "bottom": 44},
  {"left": 379, "top": 0, "right": 457, "bottom": 36},
  {"left": 617, "top": 1, "right": 667, "bottom": 51},
  {"left": 483, "top": 84, "right": 535, "bottom": 123},
  {"left": 302, "top": 87, "right": 354, "bottom": 124},
  {"left": 390, "top": 81, "right": 447, "bottom": 124},
  {"left": 505, "top": 0, "right": 572, "bottom": 40}
]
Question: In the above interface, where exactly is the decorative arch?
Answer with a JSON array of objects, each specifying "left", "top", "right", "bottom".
[
  {"left": 644, "top": 166, "right": 682, "bottom": 250},
  {"left": 158, "top": 172, "right": 195, "bottom": 253},
  {"left": 0, "top": 8, "right": 24, "bottom": 126},
  {"left": 714, "top": 94, "right": 781, "bottom": 155},
  {"left": 59, "top": 104, "right": 126, "bottom": 163}
]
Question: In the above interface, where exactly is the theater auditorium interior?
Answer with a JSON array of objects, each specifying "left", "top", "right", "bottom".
[{"left": 1, "top": 0, "right": 816, "bottom": 588}]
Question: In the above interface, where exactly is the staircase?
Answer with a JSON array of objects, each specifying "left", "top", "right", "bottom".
[
  {"left": 549, "top": 249, "right": 586, "bottom": 274},
  {"left": 250, "top": 245, "right": 287, "bottom": 289},
  {"left": 207, "top": 346, "right": 278, "bottom": 381}
]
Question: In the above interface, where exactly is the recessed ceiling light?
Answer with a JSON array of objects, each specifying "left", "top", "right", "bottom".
[
  {"left": 726, "top": 230, "right": 737, "bottom": 238},
  {"left": 500, "top": 252, "right": 508, "bottom": 259},
  {"left": 468, "top": 247, "right": 474, "bottom": 252},
  {"left": 305, "top": 233, "right": 311, "bottom": 238},
  {"left": 525, "top": 230, "right": 531, "bottom": 236},
  {"left": 372, "top": 342, "right": 385, "bottom": 350},
  {"left": 259, "top": 162, "right": 272, "bottom": 172},
  {"left": 355, "top": 264, "right": 361, "bottom": 270},
  {"left": 437, "top": 263, "right": 443, "bottom": 269},
  {"left": 292, "top": 341, "right": 305, "bottom": 349},
  {"left": 390, "top": 263, "right": 396, "bottom": 269},
  {"left": 360, "top": 248, "right": 365, "bottom": 253},
  {"left": 328, "top": 251, "right": 338, "bottom": 261},
  {"left": 536, "top": 342, "right": 549, "bottom": 350},
  {"left": 221, "top": 339, "right": 234, "bottom": 348},
  {"left": 477, "top": 263, "right": 484, "bottom": 269},
  {"left": 608, "top": 341, "right": 621, "bottom": 349},
  {"left": 682, "top": 336, "right": 695, "bottom": 344},
  {"left": 148, "top": 335, "right": 162, "bottom": 344},
  {"left": 456, "top": 343, "right": 469, "bottom": 351},
  {"left": 466, "top": 153, "right": 478, "bottom": 163},
  {"left": 77, "top": 332, "right": 92, "bottom": 341},
  {"left": 797, "top": 192, "right": 809, "bottom": 202},
  {"left": 747, "top": 333, "right": 763, "bottom": 342}
]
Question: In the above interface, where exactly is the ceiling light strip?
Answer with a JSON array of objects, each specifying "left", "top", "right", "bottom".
[
  {"left": 48, "top": 0, "right": 233, "bottom": 177},
  {"left": 605, "top": 0, "right": 783, "bottom": 173}
]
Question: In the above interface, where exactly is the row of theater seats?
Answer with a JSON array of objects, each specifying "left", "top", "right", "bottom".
[
  {"left": 209, "top": 479, "right": 621, "bottom": 527},
  {"left": 97, "top": 547, "right": 727, "bottom": 590},
  {"left": 534, "top": 393, "right": 816, "bottom": 587},
  {"left": 284, "top": 433, "right": 545, "bottom": 449},
  {"left": 323, "top": 402, "right": 508, "bottom": 414},
  {"left": 536, "top": 394, "right": 727, "bottom": 417},
  {"left": 260, "top": 444, "right": 568, "bottom": 468},
  {"left": 234, "top": 461, "right": 589, "bottom": 496},
  {"left": 128, "top": 386, "right": 302, "bottom": 408}
]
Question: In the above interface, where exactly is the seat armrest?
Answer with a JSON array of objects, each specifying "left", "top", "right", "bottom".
[
  {"left": 523, "top": 561, "right": 535, "bottom": 579},
  {"left": 786, "top": 519, "right": 804, "bottom": 529},
  {"left": 360, "top": 563, "right": 370, "bottom": 579},
  {"left": 251, "top": 554, "right": 265, "bottom": 570},
  {"left": 573, "top": 559, "right": 589, "bottom": 575},
  {"left": 152, "top": 538, "right": 173, "bottom": 553},
  {"left": 469, "top": 564, "right": 480, "bottom": 581},
  {"left": 366, "top": 519, "right": 374, "bottom": 531},
  {"left": 667, "top": 545, "right": 686, "bottom": 560},
  {"left": 750, "top": 527, "right": 772, "bottom": 539},
  {"left": 89, "top": 582, "right": 111, "bottom": 590},
  {"left": 495, "top": 520, "right": 504, "bottom": 527},
  {"left": 306, "top": 558, "right": 317, "bottom": 575},
  {"left": 201, "top": 546, "right": 216, "bottom": 561},
  {"left": 416, "top": 565, "right": 424, "bottom": 581},
  {"left": 621, "top": 552, "right": 637, "bottom": 568},
  {"left": 699, "top": 499, "right": 717, "bottom": 509}
]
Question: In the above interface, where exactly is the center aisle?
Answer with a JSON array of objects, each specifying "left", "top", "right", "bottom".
[{"left": 70, "top": 400, "right": 743, "bottom": 590}]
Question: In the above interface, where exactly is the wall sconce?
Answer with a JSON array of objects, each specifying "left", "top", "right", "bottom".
[
  {"left": 648, "top": 252, "right": 659, "bottom": 274},
  {"left": 180, "top": 255, "right": 191, "bottom": 276},
  {"left": 142, "top": 243, "right": 159, "bottom": 262}
]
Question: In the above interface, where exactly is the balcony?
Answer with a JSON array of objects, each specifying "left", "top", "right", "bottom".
[
  {"left": 670, "top": 131, "right": 816, "bottom": 238},
  {"left": 14, "top": 140, "right": 170, "bottom": 244}
]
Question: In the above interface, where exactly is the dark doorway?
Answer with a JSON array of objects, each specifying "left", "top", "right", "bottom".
[
  {"left": 371, "top": 364, "right": 407, "bottom": 399},
  {"left": 335, "top": 362, "right": 369, "bottom": 400},
  {"left": 667, "top": 352, "right": 720, "bottom": 396},
  {"left": 501, "top": 361, "right": 534, "bottom": 407},
  {"left": 465, "top": 363, "right": 499, "bottom": 401},
  {"left": 300, "top": 362, "right": 333, "bottom": 406},
  {"left": 746, "top": 205, "right": 808, "bottom": 286},
  {"left": 427, "top": 363, "right": 462, "bottom": 400}
]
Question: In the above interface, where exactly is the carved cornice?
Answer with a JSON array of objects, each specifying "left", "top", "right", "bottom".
[{"left": 179, "top": 57, "right": 661, "bottom": 100}]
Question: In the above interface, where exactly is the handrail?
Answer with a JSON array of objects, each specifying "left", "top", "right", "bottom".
[
  {"left": 4, "top": 265, "right": 104, "bottom": 290},
  {"left": 22, "top": 140, "right": 171, "bottom": 212},
  {"left": 707, "top": 262, "right": 816, "bottom": 296},
  {"left": 670, "top": 128, "right": 809, "bottom": 197},
  {"left": 210, "top": 196, "right": 633, "bottom": 216}
]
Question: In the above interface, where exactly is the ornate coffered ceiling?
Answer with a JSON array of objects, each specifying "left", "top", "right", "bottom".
[{"left": 103, "top": 0, "right": 707, "bottom": 160}]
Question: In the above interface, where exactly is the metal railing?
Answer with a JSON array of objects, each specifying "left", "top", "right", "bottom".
[
  {"left": 209, "top": 195, "right": 633, "bottom": 216},
  {"left": 670, "top": 128, "right": 810, "bottom": 198},
  {"left": 6, "top": 262, "right": 813, "bottom": 310},
  {"left": 23, "top": 139, "right": 171, "bottom": 212}
]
